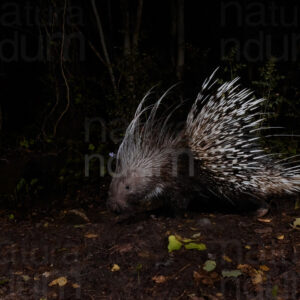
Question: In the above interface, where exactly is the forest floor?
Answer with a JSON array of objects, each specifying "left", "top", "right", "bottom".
[{"left": 0, "top": 194, "right": 299, "bottom": 300}]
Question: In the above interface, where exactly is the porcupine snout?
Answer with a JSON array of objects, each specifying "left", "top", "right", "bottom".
[{"left": 106, "top": 179, "right": 129, "bottom": 213}]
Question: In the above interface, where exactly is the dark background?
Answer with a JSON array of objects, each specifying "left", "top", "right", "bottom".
[{"left": 0, "top": 0, "right": 300, "bottom": 209}]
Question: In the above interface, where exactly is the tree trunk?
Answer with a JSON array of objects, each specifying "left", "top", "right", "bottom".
[
  {"left": 123, "top": 0, "right": 131, "bottom": 56},
  {"left": 0, "top": 104, "right": 2, "bottom": 132},
  {"left": 132, "top": 0, "right": 144, "bottom": 51},
  {"left": 170, "top": 0, "right": 177, "bottom": 68},
  {"left": 91, "top": 0, "right": 118, "bottom": 95},
  {"left": 176, "top": 0, "right": 185, "bottom": 80}
]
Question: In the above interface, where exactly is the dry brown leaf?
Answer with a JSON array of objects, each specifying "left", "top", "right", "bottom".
[
  {"left": 237, "top": 264, "right": 265, "bottom": 285},
  {"left": 49, "top": 277, "right": 67, "bottom": 287},
  {"left": 254, "top": 227, "right": 273, "bottom": 234},
  {"left": 42, "top": 272, "right": 51, "bottom": 278},
  {"left": 252, "top": 271, "right": 264, "bottom": 285},
  {"left": 223, "top": 255, "right": 232, "bottom": 263},
  {"left": 84, "top": 233, "right": 98, "bottom": 239},
  {"left": 257, "top": 218, "right": 272, "bottom": 223},
  {"left": 115, "top": 244, "right": 133, "bottom": 253},
  {"left": 193, "top": 271, "right": 203, "bottom": 281},
  {"left": 259, "top": 265, "right": 270, "bottom": 272},
  {"left": 111, "top": 264, "right": 120, "bottom": 272},
  {"left": 152, "top": 275, "right": 167, "bottom": 284}
]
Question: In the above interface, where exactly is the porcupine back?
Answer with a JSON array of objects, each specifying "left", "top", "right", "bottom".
[{"left": 186, "top": 70, "right": 300, "bottom": 203}]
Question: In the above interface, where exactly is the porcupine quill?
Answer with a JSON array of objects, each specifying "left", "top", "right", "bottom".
[{"left": 107, "top": 69, "right": 300, "bottom": 215}]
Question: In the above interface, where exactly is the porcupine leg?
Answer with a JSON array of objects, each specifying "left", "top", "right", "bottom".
[
  {"left": 242, "top": 194, "right": 269, "bottom": 217},
  {"left": 165, "top": 188, "right": 191, "bottom": 215}
]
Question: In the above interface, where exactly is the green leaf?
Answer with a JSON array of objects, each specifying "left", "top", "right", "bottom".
[
  {"left": 272, "top": 285, "right": 278, "bottom": 297},
  {"left": 16, "top": 178, "right": 26, "bottom": 192},
  {"left": 184, "top": 242, "right": 206, "bottom": 251},
  {"left": 0, "top": 278, "right": 9, "bottom": 285},
  {"left": 30, "top": 178, "right": 38, "bottom": 186},
  {"left": 295, "top": 199, "right": 300, "bottom": 210},
  {"left": 8, "top": 214, "right": 14, "bottom": 220},
  {"left": 20, "top": 139, "right": 29, "bottom": 149},
  {"left": 88, "top": 144, "right": 95, "bottom": 151},
  {"left": 221, "top": 270, "right": 242, "bottom": 278},
  {"left": 203, "top": 260, "right": 216, "bottom": 272},
  {"left": 168, "top": 235, "right": 183, "bottom": 252}
]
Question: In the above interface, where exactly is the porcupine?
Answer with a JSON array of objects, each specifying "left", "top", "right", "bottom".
[{"left": 107, "top": 69, "right": 300, "bottom": 214}]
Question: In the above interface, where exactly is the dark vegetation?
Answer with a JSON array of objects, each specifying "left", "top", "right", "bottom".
[{"left": 0, "top": 0, "right": 300, "bottom": 299}]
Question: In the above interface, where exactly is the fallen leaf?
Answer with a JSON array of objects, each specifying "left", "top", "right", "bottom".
[
  {"left": 0, "top": 278, "right": 9, "bottom": 285},
  {"left": 111, "top": 264, "right": 120, "bottom": 272},
  {"left": 201, "top": 277, "right": 214, "bottom": 285},
  {"left": 22, "top": 275, "right": 30, "bottom": 282},
  {"left": 168, "top": 235, "right": 183, "bottom": 252},
  {"left": 138, "top": 251, "right": 151, "bottom": 258},
  {"left": 203, "top": 260, "right": 216, "bottom": 272},
  {"left": 13, "top": 271, "right": 23, "bottom": 275},
  {"left": 152, "top": 275, "right": 167, "bottom": 283},
  {"left": 221, "top": 270, "right": 242, "bottom": 278},
  {"left": 259, "top": 265, "right": 270, "bottom": 272},
  {"left": 237, "top": 264, "right": 252, "bottom": 273},
  {"left": 257, "top": 218, "right": 272, "bottom": 223},
  {"left": 291, "top": 218, "right": 300, "bottom": 229},
  {"left": 276, "top": 235, "right": 284, "bottom": 240},
  {"left": 223, "top": 255, "right": 232, "bottom": 263},
  {"left": 84, "top": 233, "right": 98, "bottom": 239},
  {"left": 237, "top": 264, "right": 266, "bottom": 285},
  {"left": 191, "top": 233, "right": 201, "bottom": 238},
  {"left": 252, "top": 271, "right": 264, "bottom": 285},
  {"left": 254, "top": 227, "right": 273, "bottom": 234},
  {"left": 115, "top": 244, "right": 133, "bottom": 253},
  {"left": 182, "top": 238, "right": 193, "bottom": 243},
  {"left": 272, "top": 285, "right": 279, "bottom": 297},
  {"left": 72, "top": 283, "right": 80, "bottom": 289},
  {"left": 49, "top": 277, "right": 67, "bottom": 287},
  {"left": 189, "top": 227, "right": 199, "bottom": 231},
  {"left": 193, "top": 271, "right": 203, "bottom": 281},
  {"left": 42, "top": 272, "right": 51, "bottom": 278},
  {"left": 184, "top": 242, "right": 206, "bottom": 251}
]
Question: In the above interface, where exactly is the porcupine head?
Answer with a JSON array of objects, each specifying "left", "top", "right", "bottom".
[{"left": 107, "top": 89, "right": 192, "bottom": 214}]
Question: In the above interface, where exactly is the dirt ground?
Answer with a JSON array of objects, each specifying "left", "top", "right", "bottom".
[{"left": 0, "top": 196, "right": 299, "bottom": 300}]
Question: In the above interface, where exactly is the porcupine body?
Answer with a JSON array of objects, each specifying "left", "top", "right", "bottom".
[{"left": 107, "top": 70, "right": 300, "bottom": 214}]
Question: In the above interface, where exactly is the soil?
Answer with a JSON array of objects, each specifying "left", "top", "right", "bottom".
[{"left": 0, "top": 194, "right": 299, "bottom": 300}]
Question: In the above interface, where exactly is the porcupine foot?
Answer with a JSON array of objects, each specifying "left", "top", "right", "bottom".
[{"left": 255, "top": 203, "right": 269, "bottom": 217}]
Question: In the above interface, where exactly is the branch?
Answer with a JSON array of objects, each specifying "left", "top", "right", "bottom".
[
  {"left": 132, "top": 0, "right": 144, "bottom": 50},
  {"left": 91, "top": 0, "right": 118, "bottom": 95},
  {"left": 53, "top": 0, "right": 70, "bottom": 136}
]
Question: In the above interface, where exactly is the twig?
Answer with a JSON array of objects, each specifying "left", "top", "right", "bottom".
[
  {"left": 132, "top": 0, "right": 144, "bottom": 50},
  {"left": 53, "top": 0, "right": 71, "bottom": 136},
  {"left": 90, "top": 0, "right": 118, "bottom": 95}
]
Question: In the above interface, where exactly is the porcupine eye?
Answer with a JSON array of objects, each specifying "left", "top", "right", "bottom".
[{"left": 125, "top": 185, "right": 130, "bottom": 190}]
